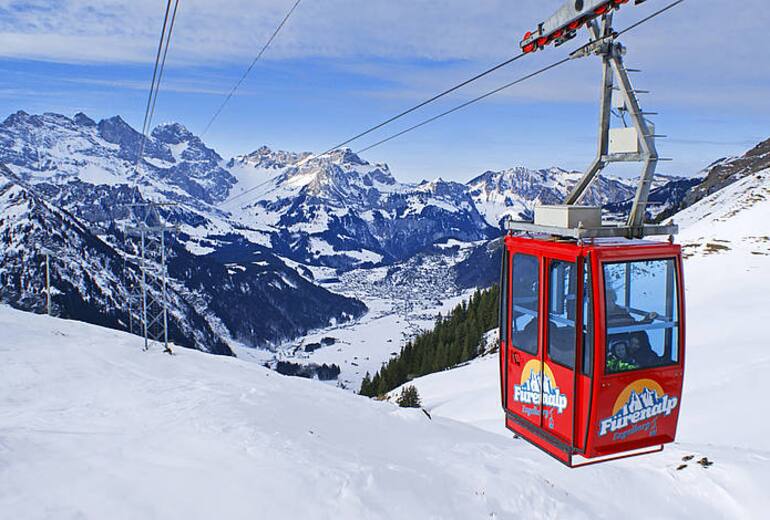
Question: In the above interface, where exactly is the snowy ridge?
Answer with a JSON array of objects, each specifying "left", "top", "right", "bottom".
[
  {"left": 672, "top": 166, "right": 770, "bottom": 252},
  {"left": 467, "top": 166, "right": 685, "bottom": 227},
  {"left": 0, "top": 113, "right": 369, "bottom": 351},
  {"left": 683, "top": 137, "right": 770, "bottom": 208},
  {"left": 228, "top": 147, "right": 493, "bottom": 269}
]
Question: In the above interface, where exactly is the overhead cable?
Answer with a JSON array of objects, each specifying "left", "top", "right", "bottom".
[
  {"left": 225, "top": 0, "right": 686, "bottom": 210},
  {"left": 201, "top": 0, "right": 303, "bottom": 137},
  {"left": 353, "top": 0, "right": 686, "bottom": 155},
  {"left": 132, "top": 0, "right": 181, "bottom": 198}
]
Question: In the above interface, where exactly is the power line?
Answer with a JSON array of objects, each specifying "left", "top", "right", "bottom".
[
  {"left": 201, "top": 0, "right": 303, "bottom": 137},
  {"left": 615, "top": 0, "right": 685, "bottom": 39},
  {"left": 145, "top": 0, "right": 181, "bottom": 146},
  {"left": 134, "top": 0, "right": 174, "bottom": 173}
]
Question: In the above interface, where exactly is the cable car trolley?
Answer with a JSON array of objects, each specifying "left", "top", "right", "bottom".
[{"left": 499, "top": 0, "right": 685, "bottom": 466}]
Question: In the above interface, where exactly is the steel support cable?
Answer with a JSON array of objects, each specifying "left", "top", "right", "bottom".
[
  {"left": 220, "top": 52, "right": 530, "bottom": 208},
  {"left": 145, "top": 0, "right": 181, "bottom": 148},
  {"left": 356, "top": 58, "right": 571, "bottom": 155},
  {"left": 615, "top": 0, "right": 684, "bottom": 39},
  {"left": 225, "top": 0, "right": 685, "bottom": 210},
  {"left": 131, "top": 0, "right": 181, "bottom": 202},
  {"left": 201, "top": 0, "right": 303, "bottom": 137},
  {"left": 302, "top": 52, "right": 530, "bottom": 164},
  {"left": 138, "top": 0, "right": 173, "bottom": 145},
  {"left": 132, "top": 0, "right": 173, "bottom": 186},
  {"left": 355, "top": 0, "right": 686, "bottom": 155}
]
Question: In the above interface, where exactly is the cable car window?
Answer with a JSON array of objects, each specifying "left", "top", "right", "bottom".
[
  {"left": 582, "top": 259, "right": 593, "bottom": 376},
  {"left": 604, "top": 259, "right": 680, "bottom": 374},
  {"left": 511, "top": 254, "right": 540, "bottom": 355},
  {"left": 548, "top": 261, "right": 577, "bottom": 369}
]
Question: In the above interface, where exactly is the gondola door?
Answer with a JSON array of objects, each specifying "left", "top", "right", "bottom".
[
  {"left": 539, "top": 256, "right": 581, "bottom": 447},
  {"left": 503, "top": 250, "right": 544, "bottom": 430}
]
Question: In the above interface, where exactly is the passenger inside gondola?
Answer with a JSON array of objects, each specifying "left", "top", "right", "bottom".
[{"left": 605, "top": 286, "right": 661, "bottom": 372}]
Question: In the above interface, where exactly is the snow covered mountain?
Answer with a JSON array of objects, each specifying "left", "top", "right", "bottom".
[
  {"left": 670, "top": 163, "right": 770, "bottom": 258},
  {"left": 0, "top": 113, "right": 368, "bottom": 352},
  {"left": 0, "top": 164, "right": 231, "bottom": 354},
  {"left": 467, "top": 166, "right": 690, "bottom": 227},
  {"left": 0, "top": 111, "right": 267, "bottom": 251},
  {"left": 604, "top": 175, "right": 703, "bottom": 223},
  {"left": 467, "top": 166, "right": 635, "bottom": 227},
  {"left": 0, "top": 108, "right": 711, "bottom": 362},
  {"left": 228, "top": 147, "right": 494, "bottom": 269}
]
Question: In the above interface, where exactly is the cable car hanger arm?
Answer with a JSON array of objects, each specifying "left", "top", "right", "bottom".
[{"left": 508, "top": 0, "right": 687, "bottom": 239}]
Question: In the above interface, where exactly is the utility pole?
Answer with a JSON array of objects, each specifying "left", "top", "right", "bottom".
[
  {"left": 124, "top": 201, "right": 177, "bottom": 354},
  {"left": 36, "top": 244, "right": 54, "bottom": 316}
]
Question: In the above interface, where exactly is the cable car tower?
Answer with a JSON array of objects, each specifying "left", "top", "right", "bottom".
[{"left": 499, "top": 0, "right": 686, "bottom": 466}]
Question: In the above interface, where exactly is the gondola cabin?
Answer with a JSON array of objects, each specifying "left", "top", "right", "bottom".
[{"left": 499, "top": 234, "right": 685, "bottom": 466}]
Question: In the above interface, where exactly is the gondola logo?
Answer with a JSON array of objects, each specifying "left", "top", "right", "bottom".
[
  {"left": 599, "top": 379, "right": 678, "bottom": 437},
  {"left": 513, "top": 360, "right": 568, "bottom": 414}
]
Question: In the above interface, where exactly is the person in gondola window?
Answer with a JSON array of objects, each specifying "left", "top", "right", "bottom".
[{"left": 605, "top": 288, "right": 661, "bottom": 372}]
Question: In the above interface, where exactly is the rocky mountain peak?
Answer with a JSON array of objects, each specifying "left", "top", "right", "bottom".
[
  {"left": 320, "top": 148, "right": 367, "bottom": 167},
  {"left": 151, "top": 122, "right": 195, "bottom": 144},
  {"left": 73, "top": 112, "right": 96, "bottom": 127},
  {"left": 231, "top": 145, "right": 308, "bottom": 170},
  {"left": 2, "top": 110, "right": 31, "bottom": 127},
  {"left": 97, "top": 115, "right": 141, "bottom": 147}
]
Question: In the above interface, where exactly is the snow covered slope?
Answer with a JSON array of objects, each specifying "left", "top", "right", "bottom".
[
  {"left": 2, "top": 305, "right": 768, "bottom": 520},
  {"left": 0, "top": 165, "right": 232, "bottom": 354},
  {"left": 683, "top": 137, "right": 770, "bottom": 209}
]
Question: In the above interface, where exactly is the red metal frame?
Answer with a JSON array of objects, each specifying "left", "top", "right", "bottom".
[{"left": 500, "top": 235, "right": 686, "bottom": 467}]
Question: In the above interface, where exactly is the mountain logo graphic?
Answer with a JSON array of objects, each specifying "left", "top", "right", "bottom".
[
  {"left": 513, "top": 360, "right": 568, "bottom": 414},
  {"left": 598, "top": 379, "right": 679, "bottom": 437}
]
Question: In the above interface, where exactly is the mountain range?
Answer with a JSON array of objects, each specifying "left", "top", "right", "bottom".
[{"left": 0, "top": 109, "right": 759, "bottom": 356}]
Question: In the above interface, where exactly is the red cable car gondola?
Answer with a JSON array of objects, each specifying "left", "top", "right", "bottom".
[
  {"left": 498, "top": 236, "right": 685, "bottom": 466},
  {"left": 501, "top": 0, "right": 685, "bottom": 465}
]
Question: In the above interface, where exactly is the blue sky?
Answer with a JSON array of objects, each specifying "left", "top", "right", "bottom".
[{"left": 0, "top": 0, "right": 768, "bottom": 183}]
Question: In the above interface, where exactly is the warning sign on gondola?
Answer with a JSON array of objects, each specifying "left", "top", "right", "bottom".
[
  {"left": 513, "top": 360, "right": 568, "bottom": 414},
  {"left": 599, "top": 379, "right": 679, "bottom": 439}
]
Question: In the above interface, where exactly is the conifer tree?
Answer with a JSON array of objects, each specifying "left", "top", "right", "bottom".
[{"left": 396, "top": 385, "right": 421, "bottom": 408}]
